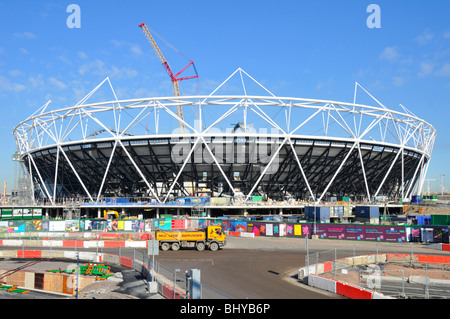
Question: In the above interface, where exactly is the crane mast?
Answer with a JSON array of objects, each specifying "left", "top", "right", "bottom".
[{"left": 139, "top": 23, "right": 198, "bottom": 133}]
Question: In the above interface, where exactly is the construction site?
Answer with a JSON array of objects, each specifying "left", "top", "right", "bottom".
[{"left": 2, "top": 17, "right": 450, "bottom": 301}]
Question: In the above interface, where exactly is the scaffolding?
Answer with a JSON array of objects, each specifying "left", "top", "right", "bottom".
[
  {"left": 12, "top": 153, "right": 34, "bottom": 206},
  {"left": 191, "top": 203, "right": 206, "bottom": 217},
  {"left": 63, "top": 201, "right": 81, "bottom": 219}
]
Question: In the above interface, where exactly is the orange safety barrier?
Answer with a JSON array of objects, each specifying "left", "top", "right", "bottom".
[
  {"left": 322, "top": 261, "right": 333, "bottom": 273},
  {"left": 104, "top": 241, "right": 125, "bottom": 248},
  {"left": 228, "top": 231, "right": 241, "bottom": 237},
  {"left": 336, "top": 282, "right": 373, "bottom": 299},
  {"left": 62, "top": 241, "right": 80, "bottom": 248},
  {"left": 416, "top": 254, "right": 450, "bottom": 264},
  {"left": 162, "top": 284, "right": 186, "bottom": 299},
  {"left": 17, "top": 250, "right": 42, "bottom": 258},
  {"left": 119, "top": 256, "right": 133, "bottom": 268}
]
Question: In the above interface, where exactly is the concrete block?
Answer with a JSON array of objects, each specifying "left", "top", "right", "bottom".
[
  {"left": 83, "top": 241, "right": 100, "bottom": 249},
  {"left": 63, "top": 251, "right": 77, "bottom": 260},
  {"left": 309, "top": 274, "right": 336, "bottom": 293},
  {"left": 0, "top": 250, "right": 17, "bottom": 258},
  {"left": 25, "top": 240, "right": 42, "bottom": 247},
  {"left": 298, "top": 266, "right": 317, "bottom": 280},
  {"left": 41, "top": 250, "right": 65, "bottom": 259},
  {"left": 42, "top": 240, "right": 63, "bottom": 247},
  {"left": 125, "top": 241, "right": 147, "bottom": 248},
  {"left": 78, "top": 251, "right": 97, "bottom": 262},
  {"left": 103, "top": 254, "right": 120, "bottom": 265},
  {"left": 148, "top": 281, "right": 158, "bottom": 293},
  {"left": 352, "top": 256, "right": 368, "bottom": 266},
  {"left": 3, "top": 240, "right": 23, "bottom": 247},
  {"left": 240, "top": 232, "right": 255, "bottom": 238},
  {"left": 372, "top": 291, "right": 395, "bottom": 299}
]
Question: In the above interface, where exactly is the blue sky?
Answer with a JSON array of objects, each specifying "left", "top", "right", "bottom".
[{"left": 0, "top": 0, "right": 449, "bottom": 194}]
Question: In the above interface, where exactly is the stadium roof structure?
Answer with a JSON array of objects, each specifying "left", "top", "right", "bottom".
[{"left": 13, "top": 68, "right": 436, "bottom": 204}]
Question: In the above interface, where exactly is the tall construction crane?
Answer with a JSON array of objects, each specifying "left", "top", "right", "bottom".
[
  {"left": 139, "top": 22, "right": 198, "bottom": 133},
  {"left": 425, "top": 179, "right": 437, "bottom": 195},
  {"left": 2, "top": 182, "right": 7, "bottom": 205}
]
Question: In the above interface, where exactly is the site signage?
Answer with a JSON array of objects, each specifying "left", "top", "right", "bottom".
[{"left": 312, "top": 224, "right": 407, "bottom": 242}]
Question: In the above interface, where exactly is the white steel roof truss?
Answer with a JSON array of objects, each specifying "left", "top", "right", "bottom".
[
  {"left": 117, "top": 139, "right": 160, "bottom": 202},
  {"left": 13, "top": 68, "right": 435, "bottom": 201}
]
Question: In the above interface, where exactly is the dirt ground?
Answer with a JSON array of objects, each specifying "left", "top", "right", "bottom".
[
  {"left": 0, "top": 259, "right": 153, "bottom": 299},
  {"left": 404, "top": 205, "right": 450, "bottom": 215},
  {"left": 74, "top": 276, "right": 138, "bottom": 299},
  {"left": 321, "top": 262, "right": 450, "bottom": 286}
]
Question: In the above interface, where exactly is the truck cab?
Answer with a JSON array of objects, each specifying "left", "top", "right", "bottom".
[{"left": 207, "top": 225, "right": 226, "bottom": 242}]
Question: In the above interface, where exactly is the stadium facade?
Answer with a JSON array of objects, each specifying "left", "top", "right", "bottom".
[{"left": 13, "top": 69, "right": 436, "bottom": 205}]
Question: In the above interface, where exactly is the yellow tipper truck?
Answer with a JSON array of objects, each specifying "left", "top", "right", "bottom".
[{"left": 155, "top": 225, "right": 226, "bottom": 251}]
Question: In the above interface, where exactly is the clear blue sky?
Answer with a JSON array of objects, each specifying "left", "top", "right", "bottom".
[{"left": 0, "top": 0, "right": 449, "bottom": 194}]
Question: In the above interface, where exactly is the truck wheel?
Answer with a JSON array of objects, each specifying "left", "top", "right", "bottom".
[
  {"left": 209, "top": 242, "right": 219, "bottom": 251},
  {"left": 161, "top": 242, "right": 170, "bottom": 251},
  {"left": 196, "top": 242, "right": 205, "bottom": 251},
  {"left": 171, "top": 242, "right": 180, "bottom": 251}
]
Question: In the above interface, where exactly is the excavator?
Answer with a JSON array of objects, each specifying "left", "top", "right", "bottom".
[{"left": 103, "top": 210, "right": 130, "bottom": 220}]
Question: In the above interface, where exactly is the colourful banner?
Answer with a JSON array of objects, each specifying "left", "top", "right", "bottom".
[{"left": 312, "top": 224, "right": 407, "bottom": 242}]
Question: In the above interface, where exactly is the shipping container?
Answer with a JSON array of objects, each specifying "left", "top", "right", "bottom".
[
  {"left": 334, "top": 206, "right": 344, "bottom": 216},
  {"left": 252, "top": 196, "right": 263, "bottom": 202},
  {"left": 305, "top": 206, "right": 331, "bottom": 222},
  {"left": 33, "top": 208, "right": 43, "bottom": 219},
  {"left": 12, "top": 208, "right": 23, "bottom": 220},
  {"left": 1, "top": 208, "right": 12, "bottom": 220},
  {"left": 408, "top": 215, "right": 431, "bottom": 225},
  {"left": 210, "top": 197, "right": 231, "bottom": 206},
  {"left": 411, "top": 195, "right": 422, "bottom": 204},
  {"left": 330, "top": 206, "right": 344, "bottom": 217},
  {"left": 343, "top": 206, "right": 353, "bottom": 217},
  {"left": 355, "top": 206, "right": 379, "bottom": 218},
  {"left": 431, "top": 215, "right": 450, "bottom": 226},
  {"left": 22, "top": 208, "right": 33, "bottom": 219}
]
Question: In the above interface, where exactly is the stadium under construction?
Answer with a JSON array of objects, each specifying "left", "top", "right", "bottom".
[
  {"left": 9, "top": 23, "right": 436, "bottom": 221},
  {"left": 10, "top": 69, "right": 435, "bottom": 219}
]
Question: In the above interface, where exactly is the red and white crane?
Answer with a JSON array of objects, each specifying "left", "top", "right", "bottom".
[{"left": 139, "top": 22, "right": 198, "bottom": 133}]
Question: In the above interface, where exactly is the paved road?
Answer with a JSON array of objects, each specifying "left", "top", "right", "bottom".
[
  {"left": 155, "top": 248, "right": 341, "bottom": 299},
  {"left": 1, "top": 235, "right": 448, "bottom": 299},
  {"left": 150, "top": 236, "right": 449, "bottom": 299}
]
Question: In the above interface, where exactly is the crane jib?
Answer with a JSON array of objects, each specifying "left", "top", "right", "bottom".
[{"left": 139, "top": 21, "right": 199, "bottom": 133}]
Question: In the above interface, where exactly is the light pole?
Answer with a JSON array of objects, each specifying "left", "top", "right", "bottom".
[{"left": 173, "top": 268, "right": 181, "bottom": 299}]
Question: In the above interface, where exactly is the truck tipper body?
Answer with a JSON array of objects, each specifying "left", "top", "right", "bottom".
[{"left": 155, "top": 225, "right": 226, "bottom": 251}]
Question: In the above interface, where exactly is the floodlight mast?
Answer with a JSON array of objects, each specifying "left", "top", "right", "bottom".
[{"left": 139, "top": 22, "right": 199, "bottom": 133}]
